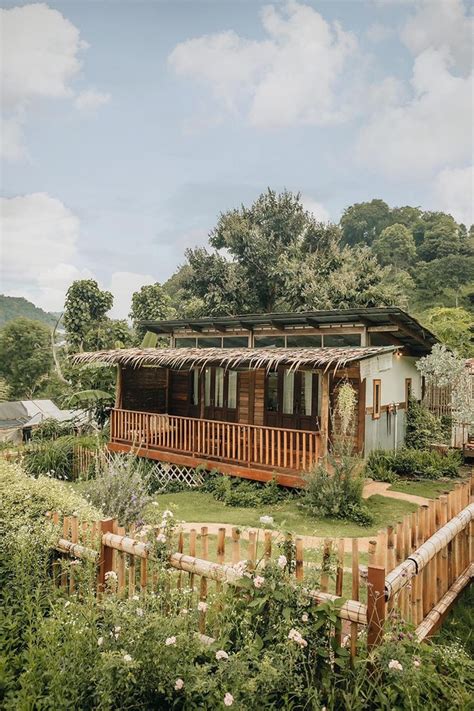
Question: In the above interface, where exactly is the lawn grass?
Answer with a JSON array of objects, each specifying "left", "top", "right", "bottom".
[
  {"left": 388, "top": 479, "right": 457, "bottom": 499},
  {"left": 144, "top": 490, "right": 418, "bottom": 538},
  {"left": 434, "top": 584, "right": 474, "bottom": 657}
]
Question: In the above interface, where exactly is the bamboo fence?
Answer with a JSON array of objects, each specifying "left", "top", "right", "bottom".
[{"left": 47, "top": 474, "right": 473, "bottom": 655}]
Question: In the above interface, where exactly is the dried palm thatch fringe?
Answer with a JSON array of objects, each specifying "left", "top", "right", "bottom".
[{"left": 71, "top": 345, "right": 397, "bottom": 374}]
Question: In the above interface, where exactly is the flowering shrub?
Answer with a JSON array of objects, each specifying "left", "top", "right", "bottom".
[{"left": 84, "top": 452, "right": 152, "bottom": 526}]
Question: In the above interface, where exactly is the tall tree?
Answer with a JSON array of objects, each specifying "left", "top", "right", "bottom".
[
  {"left": 0, "top": 318, "right": 53, "bottom": 398},
  {"left": 64, "top": 280, "right": 113, "bottom": 351},
  {"left": 339, "top": 199, "right": 391, "bottom": 246},
  {"left": 372, "top": 223, "right": 416, "bottom": 269},
  {"left": 130, "top": 283, "right": 174, "bottom": 338}
]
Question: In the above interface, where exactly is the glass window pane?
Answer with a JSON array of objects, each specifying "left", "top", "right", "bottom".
[
  {"left": 266, "top": 372, "right": 279, "bottom": 412},
  {"left": 323, "top": 334, "right": 361, "bottom": 347},
  {"left": 191, "top": 369, "right": 199, "bottom": 406},
  {"left": 228, "top": 370, "right": 237, "bottom": 409},
  {"left": 175, "top": 337, "right": 196, "bottom": 348},
  {"left": 283, "top": 370, "right": 295, "bottom": 415},
  {"left": 286, "top": 335, "right": 322, "bottom": 347},
  {"left": 197, "top": 337, "right": 222, "bottom": 348},
  {"left": 254, "top": 335, "right": 285, "bottom": 348},
  {"left": 301, "top": 371, "right": 313, "bottom": 416},
  {"left": 215, "top": 367, "right": 224, "bottom": 407},
  {"left": 204, "top": 368, "right": 211, "bottom": 407},
  {"left": 222, "top": 336, "right": 249, "bottom": 348}
]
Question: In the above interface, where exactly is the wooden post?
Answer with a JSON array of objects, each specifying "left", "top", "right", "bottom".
[
  {"left": 216, "top": 527, "right": 225, "bottom": 593},
  {"left": 189, "top": 528, "right": 196, "bottom": 591},
  {"left": 98, "top": 518, "right": 115, "bottom": 593},
  {"left": 335, "top": 538, "right": 345, "bottom": 595},
  {"left": 115, "top": 365, "right": 123, "bottom": 409},
  {"left": 248, "top": 530, "right": 257, "bottom": 571},
  {"left": 368, "top": 540, "right": 377, "bottom": 566},
  {"left": 295, "top": 537, "right": 304, "bottom": 581},
  {"left": 320, "top": 371, "right": 330, "bottom": 457},
  {"left": 320, "top": 539, "right": 332, "bottom": 592},
  {"left": 264, "top": 530, "right": 272, "bottom": 565},
  {"left": 231, "top": 527, "right": 241, "bottom": 564},
  {"left": 367, "top": 565, "right": 386, "bottom": 650}
]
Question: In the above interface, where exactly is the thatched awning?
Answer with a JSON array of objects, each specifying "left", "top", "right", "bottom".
[{"left": 71, "top": 345, "right": 397, "bottom": 373}]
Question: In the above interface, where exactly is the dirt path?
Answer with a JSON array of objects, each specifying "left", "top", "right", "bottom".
[{"left": 362, "top": 480, "right": 430, "bottom": 506}]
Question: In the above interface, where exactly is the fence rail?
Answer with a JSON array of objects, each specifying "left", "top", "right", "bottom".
[
  {"left": 47, "top": 473, "right": 473, "bottom": 655},
  {"left": 111, "top": 408, "right": 320, "bottom": 473}
]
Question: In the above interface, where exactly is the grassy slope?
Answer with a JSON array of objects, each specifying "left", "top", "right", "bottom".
[
  {"left": 388, "top": 479, "right": 457, "bottom": 499},
  {"left": 145, "top": 491, "right": 417, "bottom": 538}
]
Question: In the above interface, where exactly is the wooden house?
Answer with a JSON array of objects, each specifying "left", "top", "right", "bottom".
[{"left": 73, "top": 307, "right": 437, "bottom": 487}]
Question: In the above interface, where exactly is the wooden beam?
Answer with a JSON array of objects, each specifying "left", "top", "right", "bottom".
[
  {"left": 107, "top": 442, "right": 306, "bottom": 488},
  {"left": 367, "top": 325, "right": 399, "bottom": 333},
  {"left": 389, "top": 316, "right": 429, "bottom": 348}
]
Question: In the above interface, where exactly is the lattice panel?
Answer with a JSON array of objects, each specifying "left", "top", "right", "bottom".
[{"left": 151, "top": 461, "right": 205, "bottom": 492}]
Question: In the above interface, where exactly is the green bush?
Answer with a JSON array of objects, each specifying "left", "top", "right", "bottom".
[
  {"left": 405, "top": 398, "right": 447, "bottom": 449},
  {"left": 30, "top": 417, "right": 76, "bottom": 441},
  {"left": 201, "top": 471, "right": 293, "bottom": 508},
  {"left": 301, "top": 456, "right": 373, "bottom": 526},
  {"left": 22, "top": 434, "right": 100, "bottom": 480},
  {"left": 0, "top": 460, "right": 100, "bottom": 530},
  {"left": 366, "top": 448, "right": 462, "bottom": 481}
]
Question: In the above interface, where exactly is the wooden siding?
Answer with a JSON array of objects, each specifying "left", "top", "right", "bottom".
[
  {"left": 122, "top": 366, "right": 167, "bottom": 413},
  {"left": 254, "top": 369, "right": 265, "bottom": 426},
  {"left": 239, "top": 371, "right": 251, "bottom": 424}
]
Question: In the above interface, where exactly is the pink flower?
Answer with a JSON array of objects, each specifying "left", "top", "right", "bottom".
[
  {"left": 215, "top": 650, "right": 229, "bottom": 661},
  {"left": 165, "top": 636, "right": 177, "bottom": 646},
  {"left": 277, "top": 555, "right": 287, "bottom": 569},
  {"left": 198, "top": 601, "right": 208, "bottom": 613},
  {"left": 388, "top": 659, "right": 403, "bottom": 671},
  {"left": 253, "top": 575, "right": 265, "bottom": 589},
  {"left": 224, "top": 693, "right": 234, "bottom": 706},
  {"left": 175, "top": 678, "right": 184, "bottom": 690}
]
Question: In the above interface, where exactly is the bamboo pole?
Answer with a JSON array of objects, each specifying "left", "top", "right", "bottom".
[
  {"left": 350, "top": 538, "right": 359, "bottom": 659},
  {"left": 320, "top": 539, "right": 331, "bottom": 592},
  {"left": 189, "top": 528, "right": 196, "bottom": 591},
  {"left": 231, "top": 527, "right": 241, "bottom": 565},
  {"left": 216, "top": 527, "right": 225, "bottom": 593},
  {"left": 367, "top": 565, "right": 386, "bottom": 650},
  {"left": 264, "top": 530, "right": 272, "bottom": 565},
  {"left": 199, "top": 527, "right": 208, "bottom": 633},
  {"left": 98, "top": 518, "right": 115, "bottom": 593},
  {"left": 248, "top": 530, "right": 257, "bottom": 571},
  {"left": 295, "top": 537, "right": 304, "bottom": 581}
]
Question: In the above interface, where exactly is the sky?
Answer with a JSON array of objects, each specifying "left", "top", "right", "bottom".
[{"left": 0, "top": 0, "right": 473, "bottom": 319}]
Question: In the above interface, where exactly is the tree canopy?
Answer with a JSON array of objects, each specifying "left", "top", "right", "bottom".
[{"left": 0, "top": 318, "right": 53, "bottom": 398}]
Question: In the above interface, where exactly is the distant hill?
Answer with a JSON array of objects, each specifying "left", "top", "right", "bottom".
[{"left": 0, "top": 295, "right": 61, "bottom": 329}]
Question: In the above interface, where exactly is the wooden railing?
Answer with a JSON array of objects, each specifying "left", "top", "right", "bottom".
[{"left": 111, "top": 408, "right": 320, "bottom": 472}]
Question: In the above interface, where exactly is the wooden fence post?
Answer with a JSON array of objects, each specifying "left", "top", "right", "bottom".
[
  {"left": 367, "top": 564, "right": 386, "bottom": 650},
  {"left": 98, "top": 518, "right": 115, "bottom": 593}
]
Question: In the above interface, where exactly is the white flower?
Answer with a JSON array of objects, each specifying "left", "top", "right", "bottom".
[
  {"left": 413, "top": 658, "right": 421, "bottom": 668},
  {"left": 253, "top": 575, "right": 265, "bottom": 589},
  {"left": 388, "top": 659, "right": 403, "bottom": 671},
  {"left": 152, "top": 501, "right": 159, "bottom": 506},
  {"left": 181, "top": 608, "right": 188, "bottom": 615},
  {"left": 232, "top": 560, "right": 247, "bottom": 576},
  {"left": 105, "top": 571, "right": 118, "bottom": 582},
  {"left": 114, "top": 626, "right": 121, "bottom": 633},
  {"left": 162, "top": 510, "right": 174, "bottom": 518},
  {"left": 123, "top": 654, "right": 132, "bottom": 663},
  {"left": 97, "top": 637, "right": 104, "bottom": 646},
  {"left": 64, "top": 601, "right": 70, "bottom": 608},
  {"left": 132, "top": 595, "right": 140, "bottom": 601},
  {"left": 198, "top": 601, "right": 208, "bottom": 613},
  {"left": 277, "top": 555, "right": 287, "bottom": 569},
  {"left": 165, "top": 636, "right": 177, "bottom": 646},
  {"left": 215, "top": 650, "right": 229, "bottom": 661},
  {"left": 301, "top": 613, "right": 309, "bottom": 623},
  {"left": 136, "top": 608, "right": 144, "bottom": 617},
  {"left": 288, "top": 628, "right": 308, "bottom": 648},
  {"left": 156, "top": 533, "right": 167, "bottom": 543},
  {"left": 224, "top": 693, "right": 234, "bottom": 707},
  {"left": 175, "top": 678, "right": 184, "bottom": 690},
  {"left": 259, "top": 515, "right": 274, "bottom": 526}
]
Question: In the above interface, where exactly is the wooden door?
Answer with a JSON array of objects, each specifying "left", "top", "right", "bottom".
[
  {"left": 265, "top": 368, "right": 318, "bottom": 431},
  {"left": 203, "top": 367, "right": 238, "bottom": 422}
]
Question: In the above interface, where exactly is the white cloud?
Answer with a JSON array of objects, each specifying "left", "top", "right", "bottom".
[
  {"left": 356, "top": 48, "right": 472, "bottom": 178},
  {"left": 74, "top": 89, "right": 111, "bottom": 113},
  {"left": 0, "top": 193, "right": 87, "bottom": 311},
  {"left": 401, "top": 0, "right": 473, "bottom": 71},
  {"left": 0, "top": 3, "right": 109, "bottom": 161},
  {"left": 301, "top": 195, "right": 331, "bottom": 222},
  {"left": 109, "top": 272, "right": 156, "bottom": 320},
  {"left": 168, "top": 0, "right": 358, "bottom": 127},
  {"left": 434, "top": 165, "right": 474, "bottom": 226}
]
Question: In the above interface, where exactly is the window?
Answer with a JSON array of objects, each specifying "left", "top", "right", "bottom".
[
  {"left": 373, "top": 379, "right": 381, "bottom": 419},
  {"left": 323, "top": 333, "right": 361, "bottom": 347},
  {"left": 175, "top": 337, "right": 196, "bottom": 348},
  {"left": 228, "top": 370, "right": 238, "bottom": 409},
  {"left": 266, "top": 372, "right": 279, "bottom": 412},
  {"left": 286, "top": 335, "right": 322, "bottom": 347},
  {"left": 204, "top": 368, "right": 212, "bottom": 407},
  {"left": 215, "top": 367, "right": 225, "bottom": 407},
  {"left": 191, "top": 369, "right": 199, "bottom": 406},
  {"left": 254, "top": 335, "right": 285, "bottom": 348},
  {"left": 300, "top": 371, "right": 313, "bottom": 416},
  {"left": 197, "top": 337, "right": 222, "bottom": 348},
  {"left": 222, "top": 336, "right": 248, "bottom": 348},
  {"left": 282, "top": 369, "right": 295, "bottom": 415},
  {"left": 405, "top": 378, "right": 412, "bottom": 408}
]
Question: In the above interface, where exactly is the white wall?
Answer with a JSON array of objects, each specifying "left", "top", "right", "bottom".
[{"left": 365, "top": 355, "right": 421, "bottom": 408}]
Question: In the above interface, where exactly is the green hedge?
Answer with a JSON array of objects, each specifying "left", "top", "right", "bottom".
[{"left": 366, "top": 448, "right": 462, "bottom": 482}]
